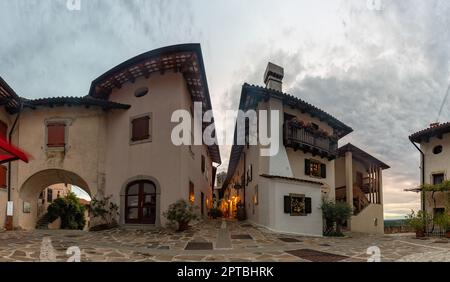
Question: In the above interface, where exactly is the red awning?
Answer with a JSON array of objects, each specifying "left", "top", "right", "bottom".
[{"left": 0, "top": 137, "right": 29, "bottom": 164}]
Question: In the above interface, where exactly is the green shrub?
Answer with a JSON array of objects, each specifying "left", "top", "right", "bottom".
[
  {"left": 433, "top": 212, "right": 450, "bottom": 232},
  {"left": 405, "top": 210, "right": 431, "bottom": 233},
  {"left": 47, "top": 192, "right": 86, "bottom": 230},
  {"left": 320, "top": 200, "right": 352, "bottom": 236},
  {"left": 90, "top": 195, "right": 119, "bottom": 228},
  {"left": 163, "top": 199, "right": 198, "bottom": 231}
]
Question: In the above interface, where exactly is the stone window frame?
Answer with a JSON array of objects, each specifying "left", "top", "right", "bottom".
[
  {"left": 129, "top": 112, "right": 153, "bottom": 145},
  {"left": 430, "top": 171, "right": 446, "bottom": 185},
  {"left": 44, "top": 118, "right": 73, "bottom": 152}
]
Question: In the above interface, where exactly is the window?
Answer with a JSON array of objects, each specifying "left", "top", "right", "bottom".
[
  {"left": 305, "top": 159, "right": 326, "bottom": 178},
  {"left": 134, "top": 87, "right": 149, "bottom": 98},
  {"left": 254, "top": 185, "right": 259, "bottom": 205},
  {"left": 0, "top": 166, "right": 6, "bottom": 188},
  {"left": 433, "top": 145, "right": 443, "bottom": 155},
  {"left": 201, "top": 192, "right": 205, "bottom": 215},
  {"left": 247, "top": 164, "right": 253, "bottom": 183},
  {"left": 47, "top": 189, "right": 53, "bottom": 203},
  {"left": 434, "top": 208, "right": 445, "bottom": 216},
  {"left": 189, "top": 181, "right": 195, "bottom": 203},
  {"left": 284, "top": 194, "right": 312, "bottom": 216},
  {"left": 201, "top": 155, "right": 205, "bottom": 173},
  {"left": 432, "top": 173, "right": 445, "bottom": 185},
  {"left": 0, "top": 121, "right": 7, "bottom": 188},
  {"left": 47, "top": 122, "right": 66, "bottom": 148},
  {"left": 131, "top": 115, "right": 151, "bottom": 142}
]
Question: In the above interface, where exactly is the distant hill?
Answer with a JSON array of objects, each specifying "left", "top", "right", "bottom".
[{"left": 384, "top": 219, "right": 407, "bottom": 227}]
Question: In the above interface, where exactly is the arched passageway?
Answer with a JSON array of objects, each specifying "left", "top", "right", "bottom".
[{"left": 19, "top": 169, "right": 91, "bottom": 230}]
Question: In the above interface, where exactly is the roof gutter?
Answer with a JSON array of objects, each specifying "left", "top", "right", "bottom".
[{"left": 410, "top": 139, "right": 426, "bottom": 211}]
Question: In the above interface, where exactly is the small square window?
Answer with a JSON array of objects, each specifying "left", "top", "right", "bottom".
[
  {"left": 47, "top": 123, "right": 66, "bottom": 148},
  {"left": 432, "top": 173, "right": 445, "bottom": 185},
  {"left": 305, "top": 159, "right": 327, "bottom": 178},
  {"left": 131, "top": 115, "right": 151, "bottom": 142}
]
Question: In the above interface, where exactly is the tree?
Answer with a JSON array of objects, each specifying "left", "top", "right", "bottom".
[
  {"left": 320, "top": 199, "right": 352, "bottom": 236},
  {"left": 47, "top": 192, "right": 86, "bottom": 230}
]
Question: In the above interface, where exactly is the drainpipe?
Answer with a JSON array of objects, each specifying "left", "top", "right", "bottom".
[
  {"left": 7, "top": 101, "right": 23, "bottom": 201},
  {"left": 243, "top": 151, "right": 246, "bottom": 206},
  {"left": 410, "top": 140, "right": 426, "bottom": 211}
]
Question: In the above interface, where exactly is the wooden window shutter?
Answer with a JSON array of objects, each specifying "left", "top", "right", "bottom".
[
  {"left": 47, "top": 123, "right": 65, "bottom": 147},
  {"left": 131, "top": 116, "right": 150, "bottom": 141},
  {"left": 0, "top": 121, "right": 8, "bottom": 157},
  {"left": 284, "top": 196, "right": 291, "bottom": 213},
  {"left": 201, "top": 155, "right": 205, "bottom": 173},
  {"left": 305, "top": 197, "right": 312, "bottom": 214},
  {"left": 0, "top": 121, "right": 7, "bottom": 139},
  {"left": 304, "top": 159, "right": 311, "bottom": 175},
  {"left": 0, "top": 165, "right": 6, "bottom": 188},
  {"left": 320, "top": 163, "right": 327, "bottom": 178}
]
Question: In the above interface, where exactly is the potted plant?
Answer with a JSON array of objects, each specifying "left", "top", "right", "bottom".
[
  {"left": 209, "top": 207, "right": 223, "bottom": 219},
  {"left": 406, "top": 210, "right": 430, "bottom": 238},
  {"left": 433, "top": 212, "right": 450, "bottom": 238},
  {"left": 163, "top": 199, "right": 198, "bottom": 232}
]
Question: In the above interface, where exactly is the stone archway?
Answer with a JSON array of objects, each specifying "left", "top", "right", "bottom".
[
  {"left": 18, "top": 169, "right": 91, "bottom": 230},
  {"left": 119, "top": 175, "right": 161, "bottom": 227}
]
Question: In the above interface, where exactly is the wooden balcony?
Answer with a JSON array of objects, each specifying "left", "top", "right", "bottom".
[{"left": 283, "top": 122, "right": 338, "bottom": 159}]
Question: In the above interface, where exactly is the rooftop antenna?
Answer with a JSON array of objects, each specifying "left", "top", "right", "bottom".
[{"left": 436, "top": 83, "right": 450, "bottom": 123}]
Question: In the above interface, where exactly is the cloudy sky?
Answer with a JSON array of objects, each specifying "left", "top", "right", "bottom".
[{"left": 2, "top": 0, "right": 450, "bottom": 219}]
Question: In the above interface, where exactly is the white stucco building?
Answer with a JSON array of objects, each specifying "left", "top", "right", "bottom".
[
  {"left": 222, "top": 62, "right": 389, "bottom": 236},
  {"left": 409, "top": 122, "right": 450, "bottom": 221}
]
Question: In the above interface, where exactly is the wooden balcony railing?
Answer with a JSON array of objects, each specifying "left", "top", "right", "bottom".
[{"left": 283, "top": 122, "right": 338, "bottom": 159}]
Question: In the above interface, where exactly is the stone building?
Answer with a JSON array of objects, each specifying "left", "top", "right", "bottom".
[{"left": 0, "top": 44, "right": 221, "bottom": 230}]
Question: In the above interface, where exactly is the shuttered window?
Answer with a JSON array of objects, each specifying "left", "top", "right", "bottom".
[
  {"left": 0, "top": 166, "right": 6, "bottom": 188},
  {"left": 131, "top": 115, "right": 150, "bottom": 142},
  {"left": 201, "top": 155, "right": 205, "bottom": 173},
  {"left": 305, "top": 159, "right": 326, "bottom": 179},
  {"left": 0, "top": 121, "right": 7, "bottom": 138},
  {"left": 0, "top": 121, "right": 7, "bottom": 188},
  {"left": 284, "top": 195, "right": 313, "bottom": 215},
  {"left": 47, "top": 123, "right": 66, "bottom": 148}
]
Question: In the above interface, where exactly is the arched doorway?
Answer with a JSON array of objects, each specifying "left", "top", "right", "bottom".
[
  {"left": 19, "top": 169, "right": 92, "bottom": 230},
  {"left": 125, "top": 180, "right": 157, "bottom": 224}
]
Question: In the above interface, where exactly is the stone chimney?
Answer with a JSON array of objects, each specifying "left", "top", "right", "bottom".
[{"left": 264, "top": 62, "right": 284, "bottom": 92}]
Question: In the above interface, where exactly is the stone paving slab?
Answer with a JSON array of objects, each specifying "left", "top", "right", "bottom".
[{"left": 0, "top": 220, "right": 449, "bottom": 262}]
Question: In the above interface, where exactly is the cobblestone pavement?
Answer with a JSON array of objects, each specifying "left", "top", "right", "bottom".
[{"left": 0, "top": 219, "right": 449, "bottom": 262}]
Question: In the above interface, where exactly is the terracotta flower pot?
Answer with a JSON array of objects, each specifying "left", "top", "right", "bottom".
[
  {"left": 446, "top": 231, "right": 450, "bottom": 239},
  {"left": 415, "top": 230, "right": 425, "bottom": 238},
  {"left": 177, "top": 221, "right": 189, "bottom": 232}
]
